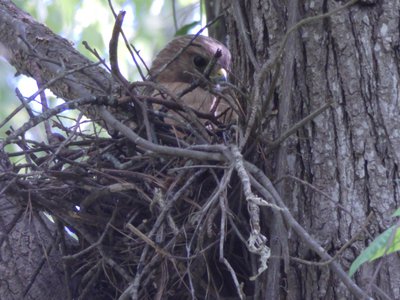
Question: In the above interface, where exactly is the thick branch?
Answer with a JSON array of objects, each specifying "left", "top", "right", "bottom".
[{"left": 0, "top": 0, "right": 116, "bottom": 120}]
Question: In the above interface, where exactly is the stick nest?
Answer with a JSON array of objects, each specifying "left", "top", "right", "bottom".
[{"left": 1, "top": 73, "right": 274, "bottom": 300}]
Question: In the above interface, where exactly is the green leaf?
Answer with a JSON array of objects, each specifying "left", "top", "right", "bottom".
[
  {"left": 175, "top": 21, "right": 201, "bottom": 36},
  {"left": 46, "top": 4, "right": 64, "bottom": 33},
  {"left": 78, "top": 23, "right": 105, "bottom": 59},
  {"left": 46, "top": 0, "right": 81, "bottom": 35},
  {"left": 349, "top": 225, "right": 400, "bottom": 277},
  {"left": 392, "top": 208, "right": 400, "bottom": 217}
]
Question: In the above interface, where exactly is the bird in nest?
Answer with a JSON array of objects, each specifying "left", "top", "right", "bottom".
[{"left": 147, "top": 34, "right": 240, "bottom": 136}]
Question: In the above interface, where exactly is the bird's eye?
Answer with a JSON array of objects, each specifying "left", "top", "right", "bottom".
[{"left": 193, "top": 55, "right": 208, "bottom": 69}]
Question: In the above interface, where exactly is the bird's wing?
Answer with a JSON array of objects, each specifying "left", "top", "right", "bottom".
[{"left": 152, "top": 82, "right": 215, "bottom": 114}]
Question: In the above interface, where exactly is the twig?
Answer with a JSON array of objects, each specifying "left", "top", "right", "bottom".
[
  {"left": 28, "top": 61, "right": 103, "bottom": 102},
  {"left": 278, "top": 174, "right": 373, "bottom": 235},
  {"left": 3, "top": 96, "right": 107, "bottom": 145},
  {"left": 84, "top": 37, "right": 157, "bottom": 143},
  {"left": 368, "top": 218, "right": 400, "bottom": 291},
  {"left": 267, "top": 101, "right": 333, "bottom": 147},
  {"left": 120, "top": 170, "right": 205, "bottom": 299},
  {"left": 107, "top": 0, "right": 147, "bottom": 80},
  {"left": 15, "top": 88, "right": 34, "bottom": 118},
  {"left": 241, "top": 0, "right": 359, "bottom": 149},
  {"left": 289, "top": 213, "right": 373, "bottom": 266},
  {"left": 230, "top": 145, "right": 284, "bottom": 280},
  {"left": 149, "top": 17, "right": 222, "bottom": 80},
  {"left": 125, "top": 223, "right": 171, "bottom": 257},
  {"left": 232, "top": 0, "right": 259, "bottom": 70},
  {"left": 57, "top": 220, "right": 73, "bottom": 300},
  {"left": 190, "top": 168, "right": 234, "bottom": 242},
  {"left": 219, "top": 194, "right": 245, "bottom": 300},
  {"left": 98, "top": 106, "right": 226, "bottom": 161},
  {"left": 172, "top": 0, "right": 178, "bottom": 32},
  {"left": 23, "top": 232, "right": 60, "bottom": 297},
  {"left": 63, "top": 206, "right": 118, "bottom": 261},
  {"left": 78, "top": 261, "right": 102, "bottom": 300},
  {"left": 0, "top": 208, "right": 23, "bottom": 247},
  {"left": 130, "top": 45, "right": 150, "bottom": 79},
  {"left": 109, "top": 10, "right": 129, "bottom": 86},
  {"left": 245, "top": 161, "right": 373, "bottom": 300}
]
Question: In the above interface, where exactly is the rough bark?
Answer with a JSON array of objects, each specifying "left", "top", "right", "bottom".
[
  {"left": 223, "top": 0, "right": 400, "bottom": 299},
  {"left": 0, "top": 0, "right": 114, "bottom": 298},
  {"left": 0, "top": 0, "right": 115, "bottom": 121},
  {"left": 0, "top": 152, "right": 66, "bottom": 299}
]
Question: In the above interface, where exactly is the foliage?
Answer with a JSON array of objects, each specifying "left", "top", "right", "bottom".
[
  {"left": 0, "top": 0, "right": 203, "bottom": 139},
  {"left": 349, "top": 209, "right": 400, "bottom": 277},
  {"left": 175, "top": 20, "right": 201, "bottom": 36},
  {"left": 0, "top": 0, "right": 205, "bottom": 166},
  {"left": 10, "top": 0, "right": 203, "bottom": 78}
]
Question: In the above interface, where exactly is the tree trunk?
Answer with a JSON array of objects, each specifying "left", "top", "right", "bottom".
[
  {"left": 0, "top": 0, "right": 113, "bottom": 298},
  {"left": 0, "top": 152, "right": 67, "bottom": 299},
  {"left": 223, "top": 0, "right": 400, "bottom": 299}
]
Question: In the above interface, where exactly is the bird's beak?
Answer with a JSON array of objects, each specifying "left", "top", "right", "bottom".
[{"left": 210, "top": 68, "right": 228, "bottom": 84}]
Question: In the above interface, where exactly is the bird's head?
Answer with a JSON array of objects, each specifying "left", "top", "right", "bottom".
[{"left": 149, "top": 35, "right": 231, "bottom": 86}]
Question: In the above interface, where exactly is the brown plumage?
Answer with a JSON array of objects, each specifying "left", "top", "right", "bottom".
[{"left": 148, "top": 35, "right": 236, "bottom": 126}]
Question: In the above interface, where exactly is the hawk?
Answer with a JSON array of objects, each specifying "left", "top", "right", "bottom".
[{"left": 148, "top": 35, "right": 237, "bottom": 131}]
